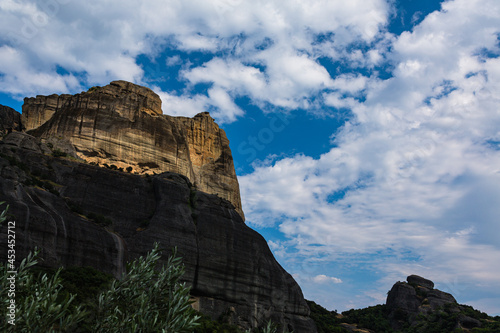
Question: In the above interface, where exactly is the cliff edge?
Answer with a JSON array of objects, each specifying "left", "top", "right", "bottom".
[{"left": 22, "top": 81, "right": 243, "bottom": 219}]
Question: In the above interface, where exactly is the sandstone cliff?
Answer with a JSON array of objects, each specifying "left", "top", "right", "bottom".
[
  {"left": 22, "top": 81, "right": 243, "bottom": 219},
  {"left": 0, "top": 132, "right": 315, "bottom": 332}
]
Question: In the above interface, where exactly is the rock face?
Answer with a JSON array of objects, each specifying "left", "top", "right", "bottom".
[
  {"left": 22, "top": 81, "right": 243, "bottom": 219},
  {"left": 0, "top": 105, "right": 24, "bottom": 135},
  {"left": 0, "top": 131, "right": 315, "bottom": 332},
  {"left": 386, "top": 275, "right": 481, "bottom": 331}
]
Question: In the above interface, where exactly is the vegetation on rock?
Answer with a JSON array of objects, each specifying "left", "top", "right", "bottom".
[{"left": 306, "top": 298, "right": 500, "bottom": 333}]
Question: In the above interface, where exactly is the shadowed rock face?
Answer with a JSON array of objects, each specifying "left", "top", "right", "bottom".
[
  {"left": 22, "top": 81, "right": 243, "bottom": 219},
  {"left": 0, "top": 132, "right": 316, "bottom": 332},
  {"left": 0, "top": 105, "right": 23, "bottom": 135}
]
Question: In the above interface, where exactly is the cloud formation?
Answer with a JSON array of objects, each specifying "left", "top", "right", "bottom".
[
  {"left": 240, "top": 0, "right": 500, "bottom": 313},
  {"left": 1, "top": 0, "right": 500, "bottom": 315},
  {"left": 0, "top": 0, "right": 389, "bottom": 120}
]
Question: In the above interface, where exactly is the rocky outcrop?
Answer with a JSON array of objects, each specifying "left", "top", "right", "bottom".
[
  {"left": 22, "top": 81, "right": 243, "bottom": 219},
  {"left": 386, "top": 275, "right": 481, "bottom": 331},
  {"left": 0, "top": 132, "right": 315, "bottom": 332},
  {"left": 172, "top": 113, "right": 242, "bottom": 220},
  {"left": 0, "top": 105, "right": 24, "bottom": 135}
]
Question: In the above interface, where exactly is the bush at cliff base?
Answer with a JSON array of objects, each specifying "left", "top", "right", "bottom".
[
  {"left": 0, "top": 202, "right": 199, "bottom": 333},
  {"left": 92, "top": 244, "right": 200, "bottom": 332}
]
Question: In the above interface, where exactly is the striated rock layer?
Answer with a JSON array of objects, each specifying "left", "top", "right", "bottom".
[
  {"left": 22, "top": 81, "right": 243, "bottom": 219},
  {"left": 0, "top": 132, "right": 315, "bottom": 332}
]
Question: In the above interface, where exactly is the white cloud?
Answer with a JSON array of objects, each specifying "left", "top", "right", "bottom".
[
  {"left": 0, "top": 0, "right": 389, "bottom": 121},
  {"left": 240, "top": 0, "right": 500, "bottom": 314},
  {"left": 155, "top": 89, "right": 210, "bottom": 118},
  {"left": 166, "top": 55, "right": 182, "bottom": 67},
  {"left": 183, "top": 58, "right": 267, "bottom": 97},
  {"left": 207, "top": 87, "right": 244, "bottom": 123},
  {"left": 313, "top": 274, "right": 343, "bottom": 284},
  {"left": 2, "top": 0, "right": 500, "bottom": 315}
]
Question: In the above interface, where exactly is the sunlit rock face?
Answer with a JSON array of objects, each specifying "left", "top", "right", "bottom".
[{"left": 22, "top": 81, "right": 243, "bottom": 219}]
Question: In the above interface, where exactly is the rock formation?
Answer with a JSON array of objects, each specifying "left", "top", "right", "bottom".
[
  {"left": 0, "top": 105, "right": 24, "bottom": 135},
  {"left": 22, "top": 81, "right": 243, "bottom": 219},
  {"left": 386, "top": 275, "right": 481, "bottom": 331},
  {"left": 0, "top": 132, "right": 314, "bottom": 331},
  {"left": 0, "top": 97, "right": 315, "bottom": 331}
]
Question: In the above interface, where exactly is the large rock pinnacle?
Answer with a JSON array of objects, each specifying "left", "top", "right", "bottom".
[{"left": 21, "top": 81, "right": 244, "bottom": 219}]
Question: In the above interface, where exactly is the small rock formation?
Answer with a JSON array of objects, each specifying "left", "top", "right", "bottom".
[
  {"left": 0, "top": 105, "right": 24, "bottom": 135},
  {"left": 386, "top": 275, "right": 481, "bottom": 331},
  {"left": 21, "top": 81, "right": 243, "bottom": 219}
]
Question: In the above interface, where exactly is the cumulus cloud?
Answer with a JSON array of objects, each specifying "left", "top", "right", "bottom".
[
  {"left": 2, "top": 0, "right": 500, "bottom": 315},
  {"left": 313, "top": 274, "right": 343, "bottom": 284},
  {"left": 0, "top": 0, "right": 389, "bottom": 120},
  {"left": 240, "top": 0, "right": 500, "bottom": 313}
]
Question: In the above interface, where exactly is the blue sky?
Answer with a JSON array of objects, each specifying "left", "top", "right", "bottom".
[{"left": 1, "top": 0, "right": 500, "bottom": 315}]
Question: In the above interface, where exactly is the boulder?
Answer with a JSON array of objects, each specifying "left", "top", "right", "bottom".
[{"left": 407, "top": 275, "right": 434, "bottom": 289}]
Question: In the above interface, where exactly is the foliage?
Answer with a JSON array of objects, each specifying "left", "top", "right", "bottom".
[
  {"left": 460, "top": 304, "right": 490, "bottom": 321},
  {"left": 52, "top": 149, "right": 67, "bottom": 158},
  {"left": 65, "top": 198, "right": 84, "bottom": 215},
  {"left": 0, "top": 201, "right": 9, "bottom": 224},
  {"left": 0, "top": 152, "right": 29, "bottom": 171},
  {"left": 0, "top": 249, "right": 87, "bottom": 332},
  {"left": 194, "top": 313, "right": 294, "bottom": 333},
  {"left": 87, "top": 212, "right": 113, "bottom": 227},
  {"left": 306, "top": 300, "right": 347, "bottom": 333},
  {"left": 92, "top": 243, "right": 200, "bottom": 332},
  {"left": 342, "top": 304, "right": 393, "bottom": 332},
  {"left": 58, "top": 266, "right": 114, "bottom": 305},
  {"left": 194, "top": 313, "right": 243, "bottom": 333},
  {"left": 258, "top": 320, "right": 287, "bottom": 333},
  {"left": 0, "top": 206, "right": 200, "bottom": 333}
]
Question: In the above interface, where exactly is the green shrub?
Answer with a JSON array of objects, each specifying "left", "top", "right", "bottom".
[
  {"left": 0, "top": 250, "right": 87, "bottom": 332},
  {"left": 342, "top": 304, "right": 393, "bottom": 332},
  {"left": 307, "top": 300, "right": 348, "bottom": 333},
  {"left": 59, "top": 266, "right": 113, "bottom": 305},
  {"left": 52, "top": 149, "right": 67, "bottom": 158},
  {"left": 66, "top": 199, "right": 84, "bottom": 215},
  {"left": 87, "top": 212, "right": 113, "bottom": 227},
  {"left": 93, "top": 244, "right": 200, "bottom": 332}
]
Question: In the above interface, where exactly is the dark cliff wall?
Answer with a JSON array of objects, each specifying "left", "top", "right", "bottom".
[
  {"left": 0, "top": 105, "right": 23, "bottom": 135},
  {"left": 0, "top": 132, "right": 315, "bottom": 332}
]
